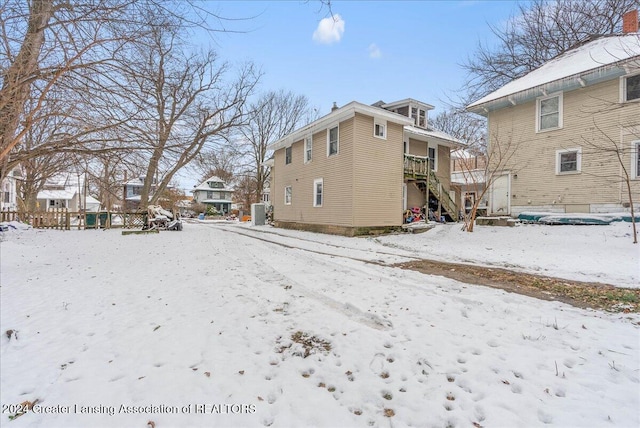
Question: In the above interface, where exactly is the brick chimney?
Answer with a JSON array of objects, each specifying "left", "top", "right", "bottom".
[
  {"left": 331, "top": 102, "right": 338, "bottom": 112},
  {"left": 623, "top": 9, "right": 638, "bottom": 33}
]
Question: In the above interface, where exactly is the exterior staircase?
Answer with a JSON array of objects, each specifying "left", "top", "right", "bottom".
[{"left": 404, "top": 154, "right": 459, "bottom": 221}]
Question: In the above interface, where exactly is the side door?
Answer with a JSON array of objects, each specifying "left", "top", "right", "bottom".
[{"left": 489, "top": 173, "right": 510, "bottom": 215}]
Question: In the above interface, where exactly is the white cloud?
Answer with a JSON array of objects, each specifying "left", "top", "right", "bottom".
[
  {"left": 312, "top": 14, "right": 345, "bottom": 44},
  {"left": 368, "top": 43, "right": 381, "bottom": 59}
]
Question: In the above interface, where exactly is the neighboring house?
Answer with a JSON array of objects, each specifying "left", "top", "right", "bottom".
[
  {"left": 268, "top": 99, "right": 462, "bottom": 236},
  {"left": 36, "top": 174, "right": 100, "bottom": 212},
  {"left": 123, "top": 176, "right": 155, "bottom": 210},
  {"left": 1, "top": 168, "right": 19, "bottom": 211},
  {"left": 450, "top": 151, "right": 488, "bottom": 216},
  {"left": 467, "top": 18, "right": 640, "bottom": 216},
  {"left": 261, "top": 157, "right": 274, "bottom": 206},
  {"left": 192, "top": 176, "right": 234, "bottom": 214}
]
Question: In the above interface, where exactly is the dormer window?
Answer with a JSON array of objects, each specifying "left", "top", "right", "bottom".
[{"left": 410, "top": 107, "right": 427, "bottom": 128}]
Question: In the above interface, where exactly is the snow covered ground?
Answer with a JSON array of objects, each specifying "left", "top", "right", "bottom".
[{"left": 1, "top": 221, "right": 638, "bottom": 428}]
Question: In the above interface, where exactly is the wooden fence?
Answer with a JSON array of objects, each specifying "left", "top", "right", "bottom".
[{"left": 0, "top": 210, "right": 146, "bottom": 230}]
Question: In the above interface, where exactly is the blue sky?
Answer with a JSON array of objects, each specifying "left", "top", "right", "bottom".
[{"left": 198, "top": 0, "right": 525, "bottom": 116}]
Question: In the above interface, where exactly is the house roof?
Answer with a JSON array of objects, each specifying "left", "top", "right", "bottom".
[
  {"left": 269, "top": 101, "right": 415, "bottom": 151},
  {"left": 405, "top": 125, "right": 464, "bottom": 147},
  {"left": 192, "top": 176, "right": 233, "bottom": 192},
  {"left": 37, "top": 189, "right": 75, "bottom": 200},
  {"left": 84, "top": 195, "right": 101, "bottom": 205},
  {"left": 124, "top": 177, "right": 146, "bottom": 186},
  {"left": 467, "top": 33, "right": 640, "bottom": 114},
  {"left": 380, "top": 98, "right": 435, "bottom": 111}
]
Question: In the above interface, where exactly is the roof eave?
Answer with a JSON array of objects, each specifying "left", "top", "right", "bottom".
[
  {"left": 467, "top": 57, "right": 638, "bottom": 115},
  {"left": 269, "top": 101, "right": 414, "bottom": 151}
]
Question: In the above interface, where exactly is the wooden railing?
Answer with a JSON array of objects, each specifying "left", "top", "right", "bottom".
[
  {"left": 403, "top": 154, "right": 431, "bottom": 179},
  {"left": 404, "top": 154, "right": 459, "bottom": 220}
]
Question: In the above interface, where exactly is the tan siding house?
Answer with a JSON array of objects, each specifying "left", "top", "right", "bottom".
[
  {"left": 269, "top": 100, "right": 462, "bottom": 235},
  {"left": 467, "top": 33, "right": 640, "bottom": 216}
]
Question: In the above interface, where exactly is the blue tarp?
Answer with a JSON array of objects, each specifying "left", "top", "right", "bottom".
[{"left": 518, "top": 211, "right": 639, "bottom": 225}]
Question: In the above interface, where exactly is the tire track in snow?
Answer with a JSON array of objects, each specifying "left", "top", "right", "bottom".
[
  {"left": 208, "top": 226, "right": 394, "bottom": 331},
  {"left": 207, "top": 223, "right": 422, "bottom": 265}
]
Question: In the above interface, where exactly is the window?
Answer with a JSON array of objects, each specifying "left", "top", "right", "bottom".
[
  {"left": 284, "top": 186, "right": 292, "bottom": 205},
  {"left": 285, "top": 146, "right": 292, "bottom": 164},
  {"left": 403, "top": 141, "right": 409, "bottom": 154},
  {"left": 313, "top": 179, "right": 323, "bottom": 207},
  {"left": 428, "top": 147, "right": 436, "bottom": 171},
  {"left": 206, "top": 191, "right": 213, "bottom": 199},
  {"left": 537, "top": 93, "right": 562, "bottom": 131},
  {"left": 328, "top": 126, "right": 338, "bottom": 156},
  {"left": 622, "top": 74, "right": 640, "bottom": 102},
  {"left": 304, "top": 136, "right": 312, "bottom": 163},
  {"left": 4, "top": 192, "right": 10, "bottom": 203},
  {"left": 374, "top": 120, "right": 386, "bottom": 139},
  {"left": 418, "top": 109, "right": 426, "bottom": 128},
  {"left": 556, "top": 148, "right": 581, "bottom": 174},
  {"left": 410, "top": 106, "right": 427, "bottom": 128}
]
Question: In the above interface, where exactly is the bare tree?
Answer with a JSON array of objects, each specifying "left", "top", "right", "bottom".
[
  {"left": 110, "top": 13, "right": 259, "bottom": 208},
  {"left": 454, "top": 130, "right": 522, "bottom": 232},
  {"left": 575, "top": 123, "right": 639, "bottom": 243},
  {"left": 0, "top": 0, "right": 253, "bottom": 181},
  {"left": 191, "top": 146, "right": 241, "bottom": 186},
  {"left": 239, "top": 90, "right": 316, "bottom": 206},
  {"left": 13, "top": 97, "right": 75, "bottom": 212},
  {"left": 0, "top": 0, "right": 141, "bottom": 170},
  {"left": 432, "top": 108, "right": 487, "bottom": 151},
  {"left": 462, "top": 0, "right": 638, "bottom": 103}
]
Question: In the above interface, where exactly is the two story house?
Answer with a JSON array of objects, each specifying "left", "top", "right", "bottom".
[
  {"left": 466, "top": 19, "right": 640, "bottom": 216},
  {"left": 192, "top": 176, "right": 233, "bottom": 215},
  {"left": 268, "top": 99, "right": 462, "bottom": 236}
]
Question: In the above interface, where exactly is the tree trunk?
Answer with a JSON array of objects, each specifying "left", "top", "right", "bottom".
[{"left": 0, "top": 0, "right": 54, "bottom": 162}]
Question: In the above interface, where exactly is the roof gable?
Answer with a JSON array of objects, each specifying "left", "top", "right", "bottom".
[{"left": 467, "top": 33, "right": 640, "bottom": 113}]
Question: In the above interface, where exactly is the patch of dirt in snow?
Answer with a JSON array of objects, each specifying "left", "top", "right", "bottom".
[{"left": 396, "top": 259, "right": 640, "bottom": 314}]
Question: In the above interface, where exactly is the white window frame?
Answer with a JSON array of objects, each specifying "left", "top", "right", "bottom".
[
  {"left": 428, "top": 145, "right": 438, "bottom": 172},
  {"left": 556, "top": 147, "right": 582, "bottom": 175},
  {"left": 327, "top": 125, "right": 339, "bottom": 157},
  {"left": 632, "top": 140, "right": 640, "bottom": 180},
  {"left": 536, "top": 93, "right": 563, "bottom": 132},
  {"left": 403, "top": 140, "right": 409, "bottom": 154},
  {"left": 374, "top": 119, "right": 387, "bottom": 139},
  {"left": 621, "top": 73, "right": 640, "bottom": 103},
  {"left": 285, "top": 146, "right": 292, "bottom": 165},
  {"left": 313, "top": 178, "right": 323, "bottom": 207},
  {"left": 284, "top": 186, "right": 292, "bottom": 205},
  {"left": 410, "top": 106, "right": 427, "bottom": 128},
  {"left": 304, "top": 136, "right": 312, "bottom": 163}
]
